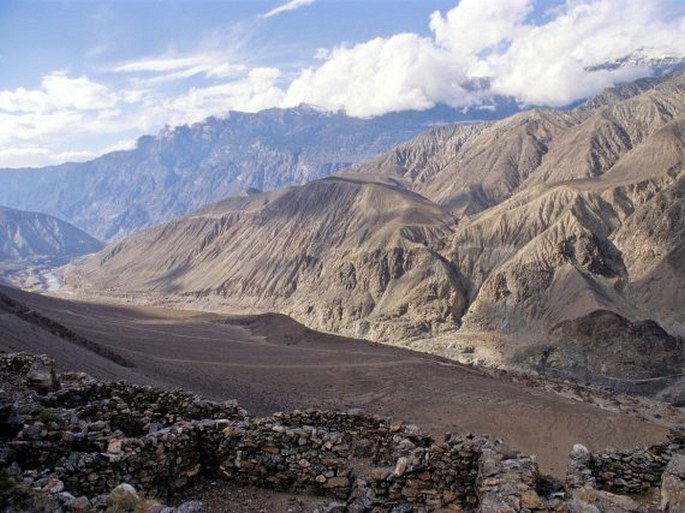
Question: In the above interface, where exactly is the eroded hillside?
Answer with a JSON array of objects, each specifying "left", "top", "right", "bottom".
[{"left": 62, "top": 72, "right": 685, "bottom": 400}]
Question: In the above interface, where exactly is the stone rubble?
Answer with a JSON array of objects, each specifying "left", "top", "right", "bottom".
[
  {"left": 0, "top": 352, "right": 683, "bottom": 512},
  {"left": 566, "top": 431, "right": 685, "bottom": 496},
  {"left": 660, "top": 454, "right": 685, "bottom": 512}
]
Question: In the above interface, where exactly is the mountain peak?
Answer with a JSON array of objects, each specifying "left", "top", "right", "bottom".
[{"left": 0, "top": 205, "right": 102, "bottom": 286}]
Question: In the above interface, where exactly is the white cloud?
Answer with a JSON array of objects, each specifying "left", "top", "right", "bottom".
[
  {"left": 264, "top": 0, "right": 315, "bottom": 19},
  {"left": 430, "top": 0, "right": 532, "bottom": 59},
  {"left": 0, "top": 72, "right": 118, "bottom": 113},
  {"left": 164, "top": 67, "right": 284, "bottom": 124},
  {"left": 482, "top": 0, "right": 685, "bottom": 105},
  {"left": 2, "top": 0, "right": 685, "bottom": 168},
  {"left": 0, "top": 62, "right": 286, "bottom": 167},
  {"left": 284, "top": 34, "right": 476, "bottom": 117},
  {"left": 283, "top": 0, "right": 685, "bottom": 113},
  {"left": 112, "top": 56, "right": 213, "bottom": 73},
  {"left": 0, "top": 147, "right": 97, "bottom": 168},
  {"left": 101, "top": 138, "right": 138, "bottom": 154},
  {"left": 0, "top": 72, "right": 134, "bottom": 155},
  {"left": 111, "top": 55, "right": 246, "bottom": 86}
]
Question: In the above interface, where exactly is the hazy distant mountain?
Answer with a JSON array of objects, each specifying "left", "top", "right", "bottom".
[
  {"left": 0, "top": 104, "right": 518, "bottom": 241},
  {"left": 585, "top": 50, "right": 685, "bottom": 75},
  {"left": 64, "top": 72, "right": 685, "bottom": 400},
  {"left": 0, "top": 205, "right": 101, "bottom": 267}
]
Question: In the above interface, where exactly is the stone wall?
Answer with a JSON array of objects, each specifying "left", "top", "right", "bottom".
[
  {"left": 1, "top": 353, "right": 553, "bottom": 511},
  {"left": 21, "top": 405, "right": 497, "bottom": 507},
  {"left": 5, "top": 352, "right": 684, "bottom": 512},
  {"left": 566, "top": 430, "right": 685, "bottom": 495},
  {"left": 43, "top": 378, "right": 247, "bottom": 436},
  {"left": 271, "top": 409, "right": 432, "bottom": 464},
  {"left": 218, "top": 418, "right": 352, "bottom": 497},
  {"left": 364, "top": 433, "right": 491, "bottom": 509}
]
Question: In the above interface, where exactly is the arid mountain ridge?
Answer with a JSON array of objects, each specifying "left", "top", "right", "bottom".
[
  {"left": 0, "top": 205, "right": 103, "bottom": 287},
  {"left": 0, "top": 205, "right": 101, "bottom": 263},
  {"left": 0, "top": 104, "right": 505, "bottom": 241},
  {"left": 63, "top": 72, "right": 685, "bottom": 401}
]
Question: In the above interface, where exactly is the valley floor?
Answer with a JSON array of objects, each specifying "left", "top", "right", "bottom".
[{"left": 0, "top": 285, "right": 679, "bottom": 478}]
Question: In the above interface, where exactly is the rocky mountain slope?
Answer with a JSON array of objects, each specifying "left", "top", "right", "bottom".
[
  {"left": 0, "top": 105, "right": 487, "bottom": 241},
  {"left": 0, "top": 206, "right": 102, "bottom": 287},
  {"left": 514, "top": 310, "right": 684, "bottom": 402},
  {"left": 355, "top": 71, "right": 685, "bottom": 215},
  {"left": 64, "top": 175, "right": 465, "bottom": 341},
  {"left": 63, "top": 72, "right": 685, "bottom": 400},
  {"left": 0, "top": 206, "right": 101, "bottom": 263}
]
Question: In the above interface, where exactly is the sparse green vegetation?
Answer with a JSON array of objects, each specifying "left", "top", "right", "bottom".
[
  {"left": 35, "top": 406, "right": 65, "bottom": 426},
  {"left": 106, "top": 489, "right": 160, "bottom": 513}
]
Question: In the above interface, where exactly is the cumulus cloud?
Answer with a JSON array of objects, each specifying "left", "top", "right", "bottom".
[
  {"left": 430, "top": 0, "right": 532, "bottom": 60},
  {"left": 163, "top": 67, "right": 285, "bottom": 125},
  {"left": 481, "top": 0, "right": 685, "bottom": 105},
  {"left": 284, "top": 34, "right": 476, "bottom": 117},
  {"left": 2, "top": 0, "right": 685, "bottom": 168},
  {"left": 0, "top": 147, "right": 97, "bottom": 168},
  {"left": 0, "top": 64, "right": 285, "bottom": 167},
  {"left": 264, "top": 0, "right": 315, "bottom": 19},
  {"left": 0, "top": 72, "right": 131, "bottom": 157},
  {"left": 0, "top": 72, "right": 118, "bottom": 113},
  {"left": 284, "top": 0, "right": 685, "bottom": 114}
]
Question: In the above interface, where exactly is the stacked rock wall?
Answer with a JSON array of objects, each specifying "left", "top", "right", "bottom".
[
  {"left": 5, "top": 352, "right": 685, "bottom": 512},
  {"left": 566, "top": 431, "right": 685, "bottom": 495},
  {"left": 42, "top": 379, "right": 247, "bottom": 436},
  {"left": 271, "top": 409, "right": 432, "bottom": 464},
  {"left": 1, "top": 353, "right": 552, "bottom": 511},
  {"left": 218, "top": 418, "right": 352, "bottom": 497},
  {"left": 364, "top": 433, "right": 490, "bottom": 509},
  {"left": 57, "top": 420, "right": 231, "bottom": 497}
]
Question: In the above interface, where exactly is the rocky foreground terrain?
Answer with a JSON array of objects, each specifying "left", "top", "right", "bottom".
[
  {"left": 61, "top": 72, "right": 685, "bottom": 403},
  {"left": 1, "top": 352, "right": 684, "bottom": 513},
  {"left": 4, "top": 283, "right": 683, "bottom": 478}
]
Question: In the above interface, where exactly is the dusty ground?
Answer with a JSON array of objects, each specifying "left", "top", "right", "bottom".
[
  {"left": 172, "top": 480, "right": 331, "bottom": 513},
  {"left": 0, "top": 285, "right": 676, "bottom": 479}
]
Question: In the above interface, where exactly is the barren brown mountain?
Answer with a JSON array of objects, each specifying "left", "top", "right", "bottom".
[{"left": 62, "top": 72, "right": 685, "bottom": 401}]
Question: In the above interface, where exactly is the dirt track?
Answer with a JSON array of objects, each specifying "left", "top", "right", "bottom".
[{"left": 0, "top": 286, "right": 673, "bottom": 477}]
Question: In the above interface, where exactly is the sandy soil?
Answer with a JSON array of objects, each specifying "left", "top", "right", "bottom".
[
  {"left": 0, "top": 286, "right": 674, "bottom": 478},
  {"left": 172, "top": 480, "right": 331, "bottom": 513}
]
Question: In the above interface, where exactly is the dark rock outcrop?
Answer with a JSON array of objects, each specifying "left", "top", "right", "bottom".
[{"left": 516, "top": 310, "right": 684, "bottom": 398}]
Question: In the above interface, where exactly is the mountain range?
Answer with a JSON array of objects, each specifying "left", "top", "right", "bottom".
[
  {"left": 0, "top": 205, "right": 102, "bottom": 287},
  {"left": 62, "top": 72, "right": 685, "bottom": 402},
  {"left": 0, "top": 104, "right": 519, "bottom": 241}
]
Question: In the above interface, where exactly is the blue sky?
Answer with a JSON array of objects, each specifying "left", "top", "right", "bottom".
[{"left": 0, "top": 0, "right": 684, "bottom": 168}]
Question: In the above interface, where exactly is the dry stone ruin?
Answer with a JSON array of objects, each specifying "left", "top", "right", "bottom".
[{"left": 1, "top": 353, "right": 683, "bottom": 512}]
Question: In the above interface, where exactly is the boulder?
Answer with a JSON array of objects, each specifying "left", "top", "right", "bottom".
[
  {"left": 108, "top": 483, "right": 140, "bottom": 510},
  {"left": 174, "top": 500, "right": 209, "bottom": 513},
  {"left": 661, "top": 454, "right": 685, "bottom": 512},
  {"left": 323, "top": 501, "right": 346, "bottom": 513},
  {"left": 26, "top": 359, "right": 59, "bottom": 395},
  {"left": 42, "top": 477, "right": 65, "bottom": 494},
  {"left": 569, "top": 487, "right": 647, "bottom": 513},
  {"left": 567, "top": 444, "right": 595, "bottom": 489}
]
